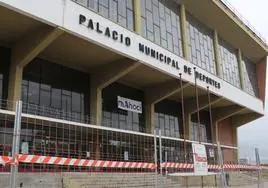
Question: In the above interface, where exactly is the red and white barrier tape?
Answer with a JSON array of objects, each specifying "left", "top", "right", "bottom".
[
  {"left": 1, "top": 155, "right": 156, "bottom": 169},
  {"left": 161, "top": 162, "right": 263, "bottom": 170},
  {"left": 0, "top": 155, "right": 265, "bottom": 170},
  {"left": 0, "top": 155, "right": 19, "bottom": 166}
]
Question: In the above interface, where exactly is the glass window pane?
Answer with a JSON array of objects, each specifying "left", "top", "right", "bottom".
[
  {"left": 28, "top": 81, "right": 39, "bottom": 104},
  {"left": 141, "top": 0, "right": 182, "bottom": 56},
  {"left": 219, "top": 37, "right": 240, "bottom": 88},
  {"left": 72, "top": 92, "right": 81, "bottom": 112},
  {"left": 62, "top": 95, "right": 71, "bottom": 112},
  {"left": 40, "top": 90, "right": 50, "bottom": 107},
  {"left": 187, "top": 13, "right": 215, "bottom": 74},
  {"left": 51, "top": 88, "right": 61, "bottom": 109}
]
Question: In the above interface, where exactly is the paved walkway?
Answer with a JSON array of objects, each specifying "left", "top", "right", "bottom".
[{"left": 231, "top": 182, "right": 268, "bottom": 188}]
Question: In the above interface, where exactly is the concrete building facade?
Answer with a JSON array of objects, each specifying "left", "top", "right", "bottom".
[{"left": 0, "top": 0, "right": 267, "bottom": 165}]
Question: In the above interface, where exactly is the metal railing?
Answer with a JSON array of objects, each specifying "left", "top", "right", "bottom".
[
  {"left": 220, "top": 0, "right": 267, "bottom": 46},
  {"left": 0, "top": 101, "right": 265, "bottom": 187}
]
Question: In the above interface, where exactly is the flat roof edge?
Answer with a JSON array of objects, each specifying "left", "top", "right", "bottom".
[{"left": 214, "top": 0, "right": 268, "bottom": 53}]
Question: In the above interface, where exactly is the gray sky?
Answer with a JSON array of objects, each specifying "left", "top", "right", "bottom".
[{"left": 228, "top": 0, "right": 268, "bottom": 162}]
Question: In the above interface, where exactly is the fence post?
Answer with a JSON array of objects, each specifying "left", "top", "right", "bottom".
[
  {"left": 159, "top": 130, "right": 163, "bottom": 188},
  {"left": 165, "top": 151, "right": 167, "bottom": 175},
  {"left": 9, "top": 100, "right": 23, "bottom": 188},
  {"left": 217, "top": 141, "right": 227, "bottom": 188},
  {"left": 255, "top": 148, "right": 262, "bottom": 188},
  {"left": 154, "top": 130, "right": 158, "bottom": 188}
]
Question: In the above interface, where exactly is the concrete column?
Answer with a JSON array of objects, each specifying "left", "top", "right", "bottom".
[
  {"left": 90, "top": 59, "right": 140, "bottom": 160},
  {"left": 7, "top": 65, "right": 23, "bottom": 109},
  {"left": 256, "top": 57, "right": 267, "bottom": 103},
  {"left": 213, "top": 30, "right": 222, "bottom": 77},
  {"left": 7, "top": 26, "right": 64, "bottom": 110},
  {"left": 215, "top": 121, "right": 219, "bottom": 143},
  {"left": 133, "top": 0, "right": 142, "bottom": 34},
  {"left": 90, "top": 85, "right": 102, "bottom": 125},
  {"left": 180, "top": 4, "right": 190, "bottom": 60},
  {"left": 213, "top": 105, "right": 244, "bottom": 146},
  {"left": 186, "top": 113, "right": 192, "bottom": 140},
  {"left": 145, "top": 80, "right": 190, "bottom": 133},
  {"left": 90, "top": 59, "right": 140, "bottom": 125},
  {"left": 232, "top": 127, "right": 238, "bottom": 161},
  {"left": 145, "top": 103, "right": 155, "bottom": 133},
  {"left": 237, "top": 49, "right": 246, "bottom": 90}
]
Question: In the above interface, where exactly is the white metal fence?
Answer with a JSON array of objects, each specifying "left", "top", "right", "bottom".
[{"left": 0, "top": 101, "right": 266, "bottom": 188}]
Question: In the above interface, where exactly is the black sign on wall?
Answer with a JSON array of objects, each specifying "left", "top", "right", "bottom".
[
  {"left": 79, "top": 14, "right": 131, "bottom": 47},
  {"left": 78, "top": 14, "right": 221, "bottom": 90}
]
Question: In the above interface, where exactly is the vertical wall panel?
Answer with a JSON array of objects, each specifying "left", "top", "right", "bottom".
[
  {"left": 75, "top": 0, "right": 134, "bottom": 31},
  {"left": 187, "top": 13, "right": 216, "bottom": 74},
  {"left": 140, "top": 0, "right": 183, "bottom": 57},
  {"left": 242, "top": 57, "right": 258, "bottom": 96},
  {"left": 219, "top": 38, "right": 241, "bottom": 88}
]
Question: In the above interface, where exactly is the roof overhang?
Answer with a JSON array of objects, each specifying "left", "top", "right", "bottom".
[{"left": 178, "top": 0, "right": 268, "bottom": 62}]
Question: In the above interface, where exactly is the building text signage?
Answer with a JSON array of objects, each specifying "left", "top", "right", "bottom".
[
  {"left": 192, "top": 143, "right": 208, "bottom": 174},
  {"left": 117, "top": 96, "right": 142, "bottom": 114},
  {"left": 79, "top": 14, "right": 221, "bottom": 90}
]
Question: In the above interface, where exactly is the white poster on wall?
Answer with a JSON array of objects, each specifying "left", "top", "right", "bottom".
[
  {"left": 192, "top": 143, "right": 208, "bottom": 174},
  {"left": 117, "top": 96, "right": 142, "bottom": 114},
  {"left": 124, "top": 151, "right": 129, "bottom": 161},
  {"left": 21, "top": 142, "right": 29, "bottom": 154},
  {"left": 209, "top": 148, "right": 215, "bottom": 157}
]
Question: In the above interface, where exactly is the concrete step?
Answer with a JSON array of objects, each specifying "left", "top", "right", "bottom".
[{"left": 63, "top": 173, "right": 182, "bottom": 188}]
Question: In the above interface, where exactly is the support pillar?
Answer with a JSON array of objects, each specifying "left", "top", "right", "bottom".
[
  {"left": 145, "top": 103, "right": 155, "bottom": 133},
  {"left": 213, "top": 30, "right": 222, "bottom": 77},
  {"left": 145, "top": 80, "right": 190, "bottom": 133},
  {"left": 90, "top": 86, "right": 102, "bottom": 125},
  {"left": 7, "top": 65, "right": 23, "bottom": 110},
  {"left": 7, "top": 26, "right": 64, "bottom": 110},
  {"left": 232, "top": 127, "right": 238, "bottom": 161},
  {"left": 89, "top": 59, "right": 140, "bottom": 160},
  {"left": 90, "top": 59, "right": 140, "bottom": 125},
  {"left": 133, "top": 0, "right": 142, "bottom": 34},
  {"left": 237, "top": 48, "right": 245, "bottom": 90},
  {"left": 185, "top": 113, "right": 191, "bottom": 140},
  {"left": 213, "top": 105, "right": 245, "bottom": 163},
  {"left": 180, "top": 4, "right": 190, "bottom": 60},
  {"left": 256, "top": 57, "right": 267, "bottom": 103}
]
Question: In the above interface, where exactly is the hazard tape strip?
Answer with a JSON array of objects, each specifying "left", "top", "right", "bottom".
[
  {"left": 0, "top": 155, "right": 265, "bottom": 170},
  {"left": 0, "top": 155, "right": 156, "bottom": 169},
  {"left": 161, "top": 162, "right": 263, "bottom": 170},
  {"left": 0, "top": 156, "right": 12, "bottom": 165}
]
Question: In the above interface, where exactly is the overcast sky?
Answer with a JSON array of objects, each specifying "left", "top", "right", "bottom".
[{"left": 228, "top": 0, "right": 268, "bottom": 162}]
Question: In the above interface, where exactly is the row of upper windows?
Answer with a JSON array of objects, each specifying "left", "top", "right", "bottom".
[{"left": 74, "top": 0, "right": 258, "bottom": 97}]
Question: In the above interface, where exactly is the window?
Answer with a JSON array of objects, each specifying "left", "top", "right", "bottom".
[
  {"left": 0, "top": 75, "right": 3, "bottom": 101},
  {"left": 141, "top": 0, "right": 183, "bottom": 56},
  {"left": 0, "top": 47, "right": 10, "bottom": 103},
  {"left": 72, "top": 92, "right": 81, "bottom": 112},
  {"left": 242, "top": 56, "right": 258, "bottom": 96},
  {"left": 28, "top": 81, "right": 40, "bottom": 104},
  {"left": 187, "top": 13, "right": 216, "bottom": 74},
  {"left": 191, "top": 111, "right": 211, "bottom": 143},
  {"left": 102, "top": 82, "right": 145, "bottom": 132},
  {"left": 74, "top": 0, "right": 134, "bottom": 31},
  {"left": 22, "top": 58, "right": 89, "bottom": 121},
  {"left": 51, "top": 88, "right": 61, "bottom": 109},
  {"left": 155, "top": 100, "right": 182, "bottom": 138},
  {"left": 62, "top": 94, "right": 71, "bottom": 112},
  {"left": 219, "top": 38, "right": 241, "bottom": 88},
  {"left": 40, "top": 89, "right": 50, "bottom": 107}
]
